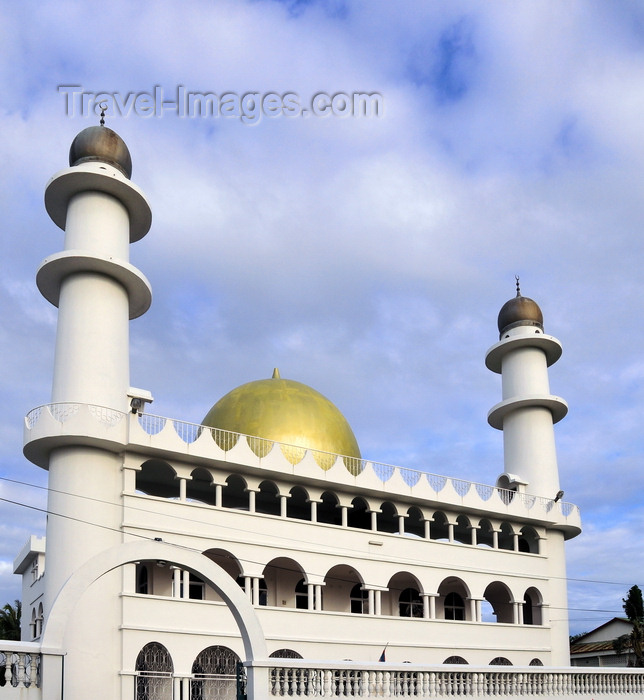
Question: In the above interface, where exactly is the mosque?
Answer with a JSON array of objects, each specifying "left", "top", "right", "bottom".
[{"left": 13, "top": 124, "right": 582, "bottom": 699}]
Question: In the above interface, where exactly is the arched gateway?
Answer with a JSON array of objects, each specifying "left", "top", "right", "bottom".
[{"left": 41, "top": 540, "right": 269, "bottom": 699}]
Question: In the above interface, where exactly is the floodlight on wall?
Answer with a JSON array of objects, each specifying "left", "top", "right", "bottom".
[{"left": 128, "top": 387, "right": 154, "bottom": 414}]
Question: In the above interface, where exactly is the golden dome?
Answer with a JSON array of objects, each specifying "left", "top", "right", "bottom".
[{"left": 202, "top": 369, "right": 361, "bottom": 470}]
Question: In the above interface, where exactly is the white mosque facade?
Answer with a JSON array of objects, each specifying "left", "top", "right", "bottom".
[{"left": 13, "top": 125, "right": 585, "bottom": 699}]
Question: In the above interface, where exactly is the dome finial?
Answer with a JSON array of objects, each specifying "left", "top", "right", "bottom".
[
  {"left": 99, "top": 101, "right": 107, "bottom": 127},
  {"left": 272, "top": 367, "right": 281, "bottom": 379},
  {"left": 515, "top": 275, "right": 521, "bottom": 297}
]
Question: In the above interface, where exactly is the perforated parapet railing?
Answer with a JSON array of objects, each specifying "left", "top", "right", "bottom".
[{"left": 24, "top": 403, "right": 579, "bottom": 519}]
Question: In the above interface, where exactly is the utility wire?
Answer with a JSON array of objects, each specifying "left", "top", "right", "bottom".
[{"left": 0, "top": 476, "right": 640, "bottom": 606}]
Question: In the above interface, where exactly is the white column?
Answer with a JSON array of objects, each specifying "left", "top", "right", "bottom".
[
  {"left": 370, "top": 511, "right": 378, "bottom": 531},
  {"left": 429, "top": 594, "right": 437, "bottom": 620},
  {"left": 244, "top": 576, "right": 252, "bottom": 601},
  {"left": 215, "top": 483, "right": 223, "bottom": 507},
  {"left": 172, "top": 567, "right": 181, "bottom": 598},
  {"left": 310, "top": 500, "right": 318, "bottom": 522},
  {"left": 448, "top": 523, "right": 455, "bottom": 543},
  {"left": 307, "top": 584, "right": 314, "bottom": 610},
  {"left": 398, "top": 515, "right": 406, "bottom": 536},
  {"left": 253, "top": 577, "right": 260, "bottom": 606},
  {"left": 470, "top": 527, "right": 478, "bottom": 546},
  {"left": 182, "top": 569, "right": 190, "bottom": 599},
  {"left": 375, "top": 590, "right": 382, "bottom": 616},
  {"left": 315, "top": 585, "right": 323, "bottom": 611},
  {"left": 280, "top": 495, "right": 288, "bottom": 518},
  {"left": 340, "top": 506, "right": 348, "bottom": 527},
  {"left": 179, "top": 477, "right": 186, "bottom": 502},
  {"left": 424, "top": 519, "right": 431, "bottom": 539},
  {"left": 422, "top": 594, "right": 430, "bottom": 619},
  {"left": 248, "top": 490, "right": 256, "bottom": 513}
]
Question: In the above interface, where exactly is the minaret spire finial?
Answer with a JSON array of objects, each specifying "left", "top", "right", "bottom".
[
  {"left": 99, "top": 101, "right": 107, "bottom": 127},
  {"left": 515, "top": 275, "right": 521, "bottom": 297}
]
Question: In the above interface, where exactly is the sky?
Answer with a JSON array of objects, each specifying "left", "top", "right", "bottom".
[{"left": 0, "top": 0, "right": 643, "bottom": 636}]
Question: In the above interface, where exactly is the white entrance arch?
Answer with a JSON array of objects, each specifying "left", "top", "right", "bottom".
[{"left": 41, "top": 539, "right": 269, "bottom": 699}]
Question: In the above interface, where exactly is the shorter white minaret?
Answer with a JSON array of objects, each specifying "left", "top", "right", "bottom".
[{"left": 485, "top": 280, "right": 567, "bottom": 499}]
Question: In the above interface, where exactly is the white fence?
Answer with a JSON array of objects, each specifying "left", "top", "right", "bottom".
[
  {"left": 0, "top": 644, "right": 41, "bottom": 697},
  {"left": 255, "top": 661, "right": 644, "bottom": 698}
]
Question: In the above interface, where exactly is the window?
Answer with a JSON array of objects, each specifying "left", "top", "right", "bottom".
[
  {"left": 191, "top": 645, "right": 241, "bottom": 700},
  {"left": 350, "top": 584, "right": 368, "bottom": 614},
  {"left": 295, "top": 579, "right": 309, "bottom": 610},
  {"left": 135, "top": 642, "right": 173, "bottom": 700},
  {"left": 258, "top": 578, "right": 268, "bottom": 606},
  {"left": 136, "top": 564, "right": 149, "bottom": 594},
  {"left": 188, "top": 573, "right": 205, "bottom": 600},
  {"left": 444, "top": 592, "right": 465, "bottom": 620},
  {"left": 399, "top": 588, "right": 423, "bottom": 618}
]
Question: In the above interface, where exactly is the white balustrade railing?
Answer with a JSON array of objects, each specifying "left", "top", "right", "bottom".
[
  {"left": 262, "top": 662, "right": 644, "bottom": 698},
  {"left": 0, "top": 647, "right": 40, "bottom": 693},
  {"left": 24, "top": 403, "right": 580, "bottom": 518}
]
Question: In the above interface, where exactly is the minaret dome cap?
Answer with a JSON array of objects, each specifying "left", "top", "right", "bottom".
[
  {"left": 69, "top": 125, "right": 132, "bottom": 178},
  {"left": 497, "top": 294, "right": 543, "bottom": 336}
]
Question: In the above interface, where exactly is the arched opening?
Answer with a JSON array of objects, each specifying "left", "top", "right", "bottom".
[
  {"left": 477, "top": 519, "right": 495, "bottom": 548},
  {"left": 406, "top": 507, "right": 425, "bottom": 538},
  {"left": 518, "top": 526, "right": 540, "bottom": 554},
  {"left": 496, "top": 474, "right": 516, "bottom": 504},
  {"left": 323, "top": 565, "right": 363, "bottom": 613},
  {"left": 430, "top": 512, "right": 450, "bottom": 541},
  {"left": 186, "top": 468, "right": 214, "bottom": 505},
  {"left": 136, "top": 460, "right": 179, "bottom": 499},
  {"left": 203, "top": 549, "right": 243, "bottom": 580},
  {"left": 483, "top": 581, "right": 514, "bottom": 623},
  {"left": 200, "top": 550, "right": 243, "bottom": 603},
  {"left": 490, "top": 657, "right": 512, "bottom": 666},
  {"left": 135, "top": 642, "right": 173, "bottom": 700},
  {"left": 386, "top": 571, "right": 423, "bottom": 617},
  {"left": 453, "top": 515, "right": 472, "bottom": 545},
  {"left": 523, "top": 587, "right": 543, "bottom": 625},
  {"left": 222, "top": 474, "right": 248, "bottom": 510},
  {"left": 287, "top": 486, "right": 310, "bottom": 520},
  {"left": 270, "top": 649, "right": 303, "bottom": 659},
  {"left": 377, "top": 502, "right": 398, "bottom": 533},
  {"left": 498, "top": 522, "right": 514, "bottom": 551},
  {"left": 191, "top": 645, "right": 241, "bottom": 700},
  {"left": 444, "top": 656, "right": 468, "bottom": 664},
  {"left": 317, "top": 491, "right": 341, "bottom": 526},
  {"left": 256, "top": 480, "right": 280, "bottom": 516},
  {"left": 438, "top": 577, "right": 469, "bottom": 621},
  {"left": 529, "top": 658, "right": 544, "bottom": 666},
  {"left": 262, "top": 557, "right": 306, "bottom": 608},
  {"left": 348, "top": 497, "right": 370, "bottom": 529}
]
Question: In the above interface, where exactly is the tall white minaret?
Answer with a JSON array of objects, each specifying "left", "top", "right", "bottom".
[
  {"left": 37, "top": 123, "right": 152, "bottom": 607},
  {"left": 485, "top": 280, "right": 567, "bottom": 499}
]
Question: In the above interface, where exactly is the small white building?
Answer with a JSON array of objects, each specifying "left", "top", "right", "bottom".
[
  {"left": 570, "top": 618, "right": 636, "bottom": 668},
  {"left": 14, "top": 125, "right": 584, "bottom": 699}
]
